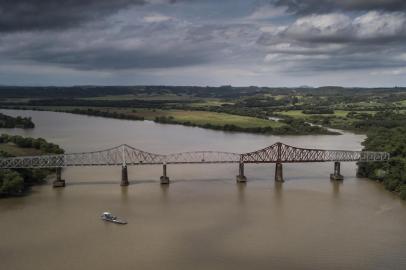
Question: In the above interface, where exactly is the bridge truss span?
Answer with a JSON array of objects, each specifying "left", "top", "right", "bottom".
[
  {"left": 240, "top": 143, "right": 390, "bottom": 163},
  {"left": 0, "top": 142, "right": 389, "bottom": 169}
]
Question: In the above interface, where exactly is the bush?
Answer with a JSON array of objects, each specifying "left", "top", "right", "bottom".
[
  {"left": 0, "top": 170, "right": 24, "bottom": 194},
  {"left": 0, "top": 113, "right": 35, "bottom": 129}
]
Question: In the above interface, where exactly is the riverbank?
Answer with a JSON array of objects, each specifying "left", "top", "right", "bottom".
[{"left": 1, "top": 106, "right": 338, "bottom": 135}]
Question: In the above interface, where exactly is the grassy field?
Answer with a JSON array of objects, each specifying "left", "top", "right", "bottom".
[
  {"left": 335, "top": 101, "right": 387, "bottom": 109},
  {"left": 190, "top": 99, "right": 235, "bottom": 107},
  {"left": 0, "top": 143, "right": 43, "bottom": 156},
  {"left": 80, "top": 95, "right": 138, "bottom": 101},
  {"left": 395, "top": 100, "right": 406, "bottom": 106},
  {"left": 276, "top": 110, "right": 377, "bottom": 119},
  {"left": 277, "top": 110, "right": 348, "bottom": 118},
  {"left": 122, "top": 109, "right": 284, "bottom": 128}
]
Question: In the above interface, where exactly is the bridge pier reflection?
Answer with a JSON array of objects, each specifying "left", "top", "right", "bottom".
[
  {"left": 275, "top": 162, "right": 284, "bottom": 182},
  {"left": 121, "top": 165, "right": 129, "bottom": 186},
  {"left": 160, "top": 163, "right": 170, "bottom": 185},
  {"left": 236, "top": 162, "right": 247, "bottom": 183},
  {"left": 52, "top": 167, "right": 65, "bottom": 188},
  {"left": 330, "top": 161, "right": 344, "bottom": 181}
]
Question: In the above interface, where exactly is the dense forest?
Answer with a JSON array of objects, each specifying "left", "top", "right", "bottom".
[
  {"left": 358, "top": 128, "right": 406, "bottom": 199},
  {"left": 357, "top": 118, "right": 406, "bottom": 199},
  {"left": 0, "top": 135, "right": 64, "bottom": 197}
]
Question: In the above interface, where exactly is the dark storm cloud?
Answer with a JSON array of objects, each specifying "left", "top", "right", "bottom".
[
  {"left": 16, "top": 45, "right": 212, "bottom": 70},
  {"left": 0, "top": 0, "right": 147, "bottom": 32},
  {"left": 273, "top": 0, "right": 406, "bottom": 14},
  {"left": 0, "top": 17, "right": 257, "bottom": 71}
]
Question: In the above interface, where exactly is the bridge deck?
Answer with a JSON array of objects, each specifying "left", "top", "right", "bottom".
[{"left": 0, "top": 143, "right": 389, "bottom": 169}]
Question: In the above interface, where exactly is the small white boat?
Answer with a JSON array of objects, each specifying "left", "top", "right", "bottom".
[{"left": 101, "top": 212, "right": 127, "bottom": 224}]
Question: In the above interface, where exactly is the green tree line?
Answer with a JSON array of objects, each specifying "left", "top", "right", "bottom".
[{"left": 357, "top": 127, "right": 406, "bottom": 199}]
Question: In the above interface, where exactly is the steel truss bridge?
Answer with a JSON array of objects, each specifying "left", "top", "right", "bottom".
[{"left": 0, "top": 142, "right": 389, "bottom": 187}]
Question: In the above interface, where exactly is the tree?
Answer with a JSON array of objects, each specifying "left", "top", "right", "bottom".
[{"left": 0, "top": 170, "right": 24, "bottom": 194}]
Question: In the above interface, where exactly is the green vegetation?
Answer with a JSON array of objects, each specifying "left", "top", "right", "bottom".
[
  {"left": 0, "top": 143, "right": 43, "bottom": 156},
  {"left": 0, "top": 112, "right": 34, "bottom": 128},
  {"left": 153, "top": 113, "right": 334, "bottom": 135},
  {"left": 2, "top": 85, "right": 406, "bottom": 136},
  {"left": 0, "top": 134, "right": 64, "bottom": 197},
  {"left": 0, "top": 134, "right": 64, "bottom": 154},
  {"left": 302, "top": 108, "right": 334, "bottom": 114},
  {"left": 149, "top": 110, "right": 283, "bottom": 128},
  {"left": 347, "top": 111, "right": 406, "bottom": 199},
  {"left": 358, "top": 127, "right": 406, "bottom": 199}
]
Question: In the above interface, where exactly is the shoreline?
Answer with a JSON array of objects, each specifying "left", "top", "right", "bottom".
[{"left": 0, "top": 106, "right": 339, "bottom": 136}]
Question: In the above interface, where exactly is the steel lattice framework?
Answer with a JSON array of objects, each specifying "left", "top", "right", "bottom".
[{"left": 0, "top": 142, "right": 389, "bottom": 169}]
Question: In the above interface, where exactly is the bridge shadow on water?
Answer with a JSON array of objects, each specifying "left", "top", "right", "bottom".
[
  {"left": 62, "top": 177, "right": 343, "bottom": 200},
  {"left": 170, "top": 178, "right": 233, "bottom": 184},
  {"left": 64, "top": 177, "right": 233, "bottom": 187},
  {"left": 66, "top": 179, "right": 157, "bottom": 186}
]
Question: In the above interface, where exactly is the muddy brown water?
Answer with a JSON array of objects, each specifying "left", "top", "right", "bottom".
[{"left": 0, "top": 109, "right": 405, "bottom": 270}]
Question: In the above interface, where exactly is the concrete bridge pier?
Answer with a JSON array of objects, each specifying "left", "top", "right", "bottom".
[
  {"left": 121, "top": 165, "right": 129, "bottom": 186},
  {"left": 330, "top": 161, "right": 344, "bottom": 181},
  {"left": 53, "top": 167, "right": 66, "bottom": 188},
  {"left": 275, "top": 162, "right": 284, "bottom": 182},
  {"left": 236, "top": 162, "right": 247, "bottom": 183},
  {"left": 160, "top": 163, "right": 170, "bottom": 185}
]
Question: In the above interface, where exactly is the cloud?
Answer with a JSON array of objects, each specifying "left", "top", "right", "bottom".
[
  {"left": 0, "top": 0, "right": 151, "bottom": 32},
  {"left": 277, "top": 11, "right": 406, "bottom": 43},
  {"left": 0, "top": 11, "right": 260, "bottom": 71},
  {"left": 259, "top": 11, "right": 406, "bottom": 50},
  {"left": 353, "top": 11, "right": 406, "bottom": 39},
  {"left": 273, "top": 0, "right": 406, "bottom": 14},
  {"left": 0, "top": 27, "right": 209, "bottom": 70},
  {"left": 258, "top": 11, "right": 406, "bottom": 72},
  {"left": 143, "top": 14, "right": 173, "bottom": 23},
  {"left": 246, "top": 5, "right": 288, "bottom": 20},
  {"left": 371, "top": 67, "right": 406, "bottom": 75},
  {"left": 283, "top": 13, "right": 352, "bottom": 42}
]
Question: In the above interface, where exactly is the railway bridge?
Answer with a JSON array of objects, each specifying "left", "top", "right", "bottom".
[{"left": 0, "top": 142, "right": 389, "bottom": 187}]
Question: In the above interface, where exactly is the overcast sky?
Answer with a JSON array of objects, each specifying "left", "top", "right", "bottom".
[{"left": 1, "top": 0, "right": 406, "bottom": 87}]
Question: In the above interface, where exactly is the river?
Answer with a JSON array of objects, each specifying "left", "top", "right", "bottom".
[{"left": 0, "top": 109, "right": 405, "bottom": 270}]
